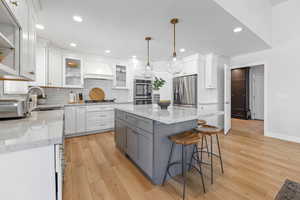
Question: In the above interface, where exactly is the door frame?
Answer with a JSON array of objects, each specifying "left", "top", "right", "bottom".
[{"left": 231, "top": 61, "right": 268, "bottom": 135}]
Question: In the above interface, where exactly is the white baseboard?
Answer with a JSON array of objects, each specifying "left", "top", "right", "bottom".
[{"left": 265, "top": 131, "right": 300, "bottom": 144}]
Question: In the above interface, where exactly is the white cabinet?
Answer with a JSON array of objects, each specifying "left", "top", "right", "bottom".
[
  {"left": 64, "top": 105, "right": 114, "bottom": 136},
  {"left": 76, "top": 106, "right": 86, "bottom": 133},
  {"left": 64, "top": 106, "right": 76, "bottom": 135},
  {"left": 63, "top": 56, "right": 83, "bottom": 88},
  {"left": 0, "top": 145, "right": 56, "bottom": 200},
  {"left": 34, "top": 45, "right": 47, "bottom": 86},
  {"left": 180, "top": 54, "right": 199, "bottom": 76},
  {"left": 48, "top": 47, "right": 62, "bottom": 87},
  {"left": 86, "top": 105, "right": 114, "bottom": 132},
  {"left": 205, "top": 54, "right": 217, "bottom": 89},
  {"left": 113, "top": 65, "right": 128, "bottom": 89}
]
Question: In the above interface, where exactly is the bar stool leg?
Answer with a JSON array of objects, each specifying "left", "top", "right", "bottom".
[
  {"left": 182, "top": 144, "right": 187, "bottom": 200},
  {"left": 189, "top": 144, "right": 197, "bottom": 171},
  {"left": 200, "top": 135, "right": 204, "bottom": 162},
  {"left": 216, "top": 134, "right": 224, "bottom": 174},
  {"left": 195, "top": 147, "right": 206, "bottom": 193},
  {"left": 204, "top": 136, "right": 209, "bottom": 156},
  {"left": 162, "top": 143, "right": 175, "bottom": 185},
  {"left": 210, "top": 135, "right": 213, "bottom": 184}
]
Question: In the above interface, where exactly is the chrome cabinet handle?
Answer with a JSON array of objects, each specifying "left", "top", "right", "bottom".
[{"left": 10, "top": 0, "right": 19, "bottom": 6}]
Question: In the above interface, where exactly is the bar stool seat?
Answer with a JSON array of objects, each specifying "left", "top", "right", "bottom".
[
  {"left": 195, "top": 125, "right": 222, "bottom": 135},
  {"left": 192, "top": 125, "right": 224, "bottom": 184},
  {"left": 163, "top": 130, "right": 206, "bottom": 200},
  {"left": 197, "top": 120, "right": 207, "bottom": 126}
]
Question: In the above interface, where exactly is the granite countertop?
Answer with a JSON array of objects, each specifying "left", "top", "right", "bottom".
[
  {"left": 0, "top": 110, "right": 64, "bottom": 154},
  {"left": 59, "top": 102, "right": 133, "bottom": 107},
  {"left": 116, "top": 104, "right": 224, "bottom": 124}
]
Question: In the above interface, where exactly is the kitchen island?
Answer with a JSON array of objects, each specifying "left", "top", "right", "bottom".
[{"left": 115, "top": 105, "right": 224, "bottom": 185}]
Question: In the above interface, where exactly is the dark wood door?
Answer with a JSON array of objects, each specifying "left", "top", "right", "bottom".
[{"left": 231, "top": 68, "right": 251, "bottom": 119}]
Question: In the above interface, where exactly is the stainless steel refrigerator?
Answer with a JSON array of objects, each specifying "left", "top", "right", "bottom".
[{"left": 173, "top": 74, "right": 197, "bottom": 107}]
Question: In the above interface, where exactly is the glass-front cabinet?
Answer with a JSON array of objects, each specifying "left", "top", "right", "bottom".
[
  {"left": 114, "top": 65, "right": 127, "bottom": 89},
  {"left": 63, "top": 57, "right": 83, "bottom": 88},
  {"left": 0, "top": 0, "right": 20, "bottom": 76}
]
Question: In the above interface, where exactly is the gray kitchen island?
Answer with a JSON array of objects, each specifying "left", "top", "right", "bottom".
[{"left": 114, "top": 104, "right": 224, "bottom": 185}]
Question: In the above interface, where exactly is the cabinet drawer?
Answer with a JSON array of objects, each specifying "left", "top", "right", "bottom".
[
  {"left": 86, "top": 120, "right": 114, "bottom": 132},
  {"left": 86, "top": 106, "right": 114, "bottom": 112},
  {"left": 86, "top": 111, "right": 114, "bottom": 120},
  {"left": 125, "top": 113, "right": 153, "bottom": 133}
]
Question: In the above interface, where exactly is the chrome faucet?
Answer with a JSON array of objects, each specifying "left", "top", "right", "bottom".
[{"left": 26, "top": 86, "right": 46, "bottom": 113}]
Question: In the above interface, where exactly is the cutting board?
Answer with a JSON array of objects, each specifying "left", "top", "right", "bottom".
[{"left": 89, "top": 88, "right": 105, "bottom": 101}]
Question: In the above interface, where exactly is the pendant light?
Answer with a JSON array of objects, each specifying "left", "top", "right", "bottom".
[
  {"left": 167, "top": 18, "right": 182, "bottom": 75},
  {"left": 143, "top": 36, "right": 154, "bottom": 77}
]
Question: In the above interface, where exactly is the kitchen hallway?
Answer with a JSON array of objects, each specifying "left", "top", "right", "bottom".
[{"left": 63, "top": 131, "right": 300, "bottom": 200}]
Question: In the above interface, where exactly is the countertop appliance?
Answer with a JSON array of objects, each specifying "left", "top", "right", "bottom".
[
  {"left": 134, "top": 79, "right": 152, "bottom": 105},
  {"left": 173, "top": 74, "right": 197, "bottom": 107},
  {"left": 0, "top": 99, "right": 27, "bottom": 119}
]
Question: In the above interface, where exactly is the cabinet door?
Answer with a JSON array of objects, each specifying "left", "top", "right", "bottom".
[
  {"left": 19, "top": 0, "right": 29, "bottom": 79},
  {"left": 76, "top": 106, "right": 86, "bottom": 133},
  {"left": 64, "top": 107, "right": 76, "bottom": 135},
  {"left": 0, "top": 145, "right": 56, "bottom": 200},
  {"left": 48, "top": 48, "right": 62, "bottom": 87},
  {"left": 205, "top": 54, "right": 217, "bottom": 89},
  {"left": 138, "top": 131, "right": 153, "bottom": 177},
  {"left": 126, "top": 127, "right": 138, "bottom": 162},
  {"left": 63, "top": 57, "right": 83, "bottom": 88},
  {"left": 34, "top": 46, "right": 46, "bottom": 86},
  {"left": 115, "top": 119, "right": 127, "bottom": 152},
  {"left": 26, "top": 7, "right": 36, "bottom": 80}
]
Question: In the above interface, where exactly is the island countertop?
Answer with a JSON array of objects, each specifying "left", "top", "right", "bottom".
[
  {"left": 0, "top": 110, "right": 64, "bottom": 154},
  {"left": 115, "top": 104, "right": 224, "bottom": 124}
]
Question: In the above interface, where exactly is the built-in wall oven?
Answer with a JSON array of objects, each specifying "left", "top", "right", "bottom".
[{"left": 134, "top": 79, "right": 152, "bottom": 105}]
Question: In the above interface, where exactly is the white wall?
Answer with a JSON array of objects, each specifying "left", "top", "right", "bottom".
[
  {"left": 213, "top": 0, "right": 272, "bottom": 46},
  {"left": 231, "top": 0, "right": 300, "bottom": 143}
]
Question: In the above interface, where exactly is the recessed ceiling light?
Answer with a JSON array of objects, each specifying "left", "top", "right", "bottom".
[
  {"left": 73, "top": 15, "right": 83, "bottom": 22},
  {"left": 132, "top": 55, "right": 137, "bottom": 58},
  {"left": 70, "top": 43, "right": 77, "bottom": 47},
  {"left": 233, "top": 27, "right": 243, "bottom": 33},
  {"left": 179, "top": 48, "right": 186, "bottom": 52},
  {"left": 35, "top": 24, "right": 45, "bottom": 30},
  {"left": 105, "top": 50, "right": 111, "bottom": 54}
]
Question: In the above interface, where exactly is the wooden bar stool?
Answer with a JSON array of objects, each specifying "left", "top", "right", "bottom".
[
  {"left": 192, "top": 125, "right": 224, "bottom": 184},
  {"left": 162, "top": 130, "right": 206, "bottom": 200},
  {"left": 197, "top": 120, "right": 207, "bottom": 126}
]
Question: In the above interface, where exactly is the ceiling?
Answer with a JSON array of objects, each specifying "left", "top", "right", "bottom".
[
  {"left": 270, "top": 0, "right": 288, "bottom": 6},
  {"left": 38, "top": 0, "right": 270, "bottom": 61}
]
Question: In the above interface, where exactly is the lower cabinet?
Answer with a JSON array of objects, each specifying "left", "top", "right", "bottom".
[
  {"left": 137, "top": 130, "right": 153, "bottom": 177},
  {"left": 115, "top": 112, "right": 154, "bottom": 178},
  {"left": 0, "top": 146, "right": 57, "bottom": 200},
  {"left": 126, "top": 127, "right": 139, "bottom": 162},
  {"left": 64, "top": 105, "right": 114, "bottom": 136}
]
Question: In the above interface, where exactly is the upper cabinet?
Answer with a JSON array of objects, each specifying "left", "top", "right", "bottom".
[
  {"left": 0, "top": 0, "right": 37, "bottom": 80},
  {"left": 180, "top": 54, "right": 200, "bottom": 76},
  {"left": 113, "top": 64, "right": 128, "bottom": 89},
  {"left": 48, "top": 47, "right": 62, "bottom": 87},
  {"left": 63, "top": 56, "right": 83, "bottom": 88},
  {"left": 205, "top": 53, "right": 218, "bottom": 89},
  {"left": 0, "top": 0, "right": 21, "bottom": 75}
]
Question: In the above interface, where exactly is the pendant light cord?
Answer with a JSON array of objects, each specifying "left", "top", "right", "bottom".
[
  {"left": 173, "top": 23, "right": 176, "bottom": 57},
  {"left": 147, "top": 39, "right": 150, "bottom": 65}
]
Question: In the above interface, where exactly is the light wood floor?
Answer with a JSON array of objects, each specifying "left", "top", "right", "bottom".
[
  {"left": 63, "top": 129, "right": 300, "bottom": 200},
  {"left": 231, "top": 118, "right": 264, "bottom": 135}
]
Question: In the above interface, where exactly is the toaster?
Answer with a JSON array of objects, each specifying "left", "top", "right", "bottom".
[{"left": 0, "top": 99, "right": 27, "bottom": 119}]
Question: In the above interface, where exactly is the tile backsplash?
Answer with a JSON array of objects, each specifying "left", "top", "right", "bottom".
[{"left": 0, "top": 79, "right": 131, "bottom": 104}]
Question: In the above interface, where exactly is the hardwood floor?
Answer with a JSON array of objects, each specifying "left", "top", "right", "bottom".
[
  {"left": 63, "top": 129, "right": 300, "bottom": 200},
  {"left": 231, "top": 118, "right": 264, "bottom": 135}
]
